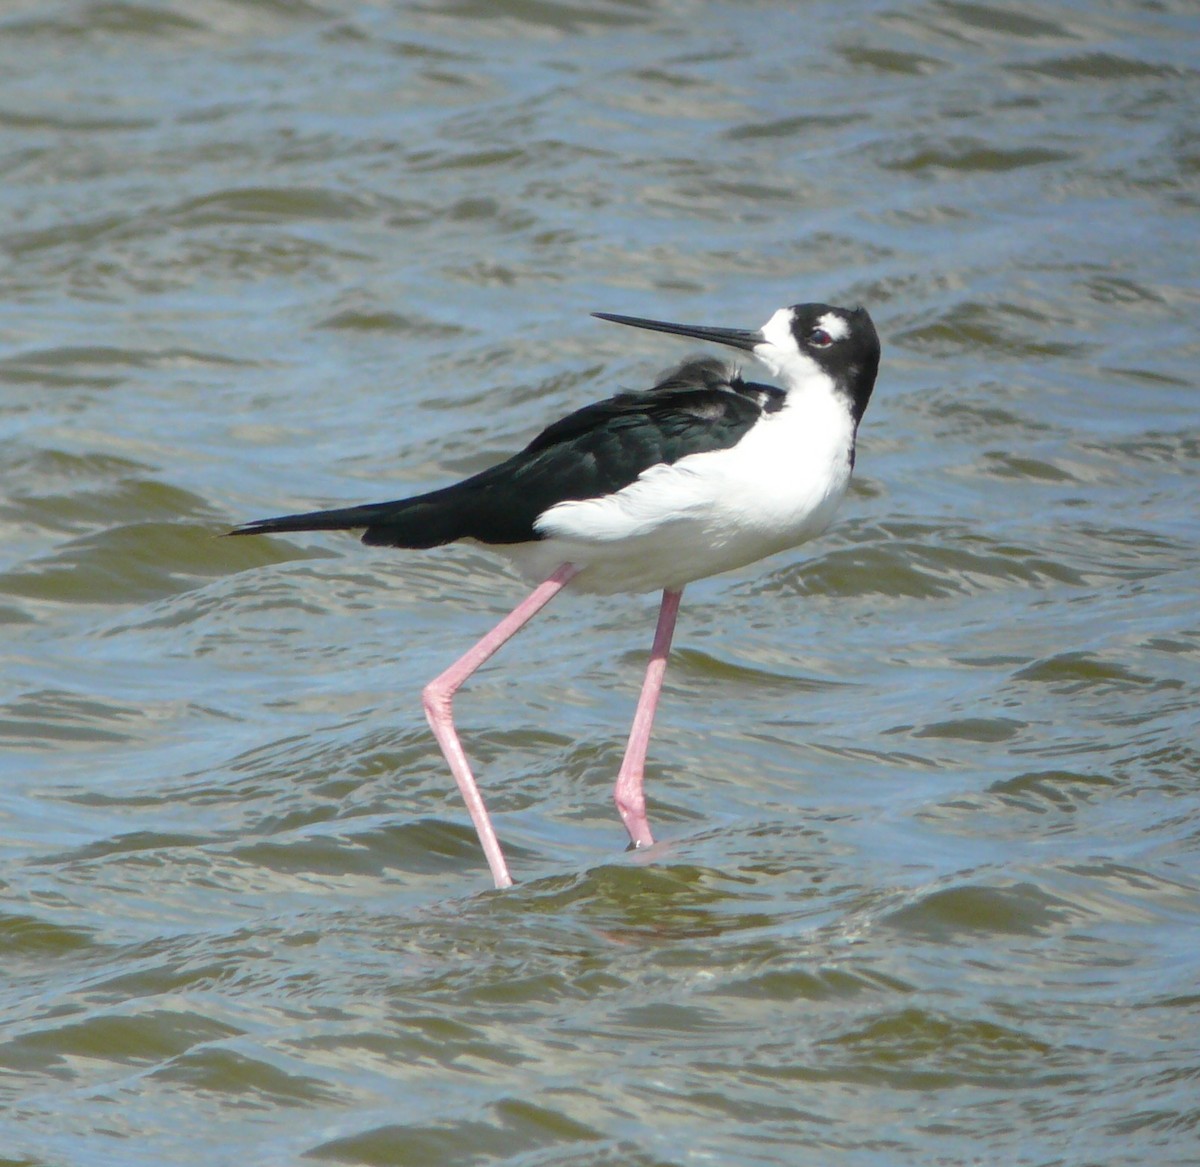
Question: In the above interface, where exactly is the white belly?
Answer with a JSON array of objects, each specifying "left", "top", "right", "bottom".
[{"left": 504, "top": 393, "right": 856, "bottom": 595}]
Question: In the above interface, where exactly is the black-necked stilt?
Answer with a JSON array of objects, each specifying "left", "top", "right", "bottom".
[{"left": 230, "top": 302, "right": 880, "bottom": 888}]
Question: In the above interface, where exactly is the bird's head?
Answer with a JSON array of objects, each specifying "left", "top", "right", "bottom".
[{"left": 594, "top": 301, "right": 880, "bottom": 424}]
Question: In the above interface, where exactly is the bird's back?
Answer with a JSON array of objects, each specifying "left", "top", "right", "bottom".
[{"left": 236, "top": 357, "right": 774, "bottom": 553}]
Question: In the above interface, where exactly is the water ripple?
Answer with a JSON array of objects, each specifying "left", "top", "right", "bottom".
[{"left": 1, "top": 0, "right": 1197, "bottom": 1163}]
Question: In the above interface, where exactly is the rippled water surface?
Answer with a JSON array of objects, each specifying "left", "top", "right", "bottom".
[{"left": 2, "top": 1, "right": 1198, "bottom": 1164}]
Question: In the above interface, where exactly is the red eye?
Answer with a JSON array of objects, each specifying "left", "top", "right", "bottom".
[{"left": 809, "top": 328, "right": 833, "bottom": 347}]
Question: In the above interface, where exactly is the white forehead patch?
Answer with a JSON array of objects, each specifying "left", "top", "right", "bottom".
[
  {"left": 759, "top": 307, "right": 796, "bottom": 351},
  {"left": 816, "top": 311, "right": 850, "bottom": 341}
]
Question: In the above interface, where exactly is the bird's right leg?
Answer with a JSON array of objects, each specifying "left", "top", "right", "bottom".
[
  {"left": 422, "top": 562, "right": 579, "bottom": 889},
  {"left": 613, "top": 586, "right": 683, "bottom": 849}
]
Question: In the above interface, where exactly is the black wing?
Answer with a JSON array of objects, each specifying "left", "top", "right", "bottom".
[{"left": 229, "top": 358, "right": 777, "bottom": 548}]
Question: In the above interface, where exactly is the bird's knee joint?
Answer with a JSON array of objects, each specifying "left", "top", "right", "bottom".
[
  {"left": 422, "top": 681, "right": 452, "bottom": 719},
  {"left": 614, "top": 790, "right": 645, "bottom": 822}
]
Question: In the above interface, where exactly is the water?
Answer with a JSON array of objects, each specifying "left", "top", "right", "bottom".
[{"left": 2, "top": 1, "right": 1198, "bottom": 1164}]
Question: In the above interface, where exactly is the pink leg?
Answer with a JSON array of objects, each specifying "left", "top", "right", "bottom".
[
  {"left": 613, "top": 587, "right": 683, "bottom": 849},
  {"left": 423, "top": 562, "right": 579, "bottom": 889}
]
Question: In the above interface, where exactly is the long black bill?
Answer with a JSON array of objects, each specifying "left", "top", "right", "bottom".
[{"left": 593, "top": 312, "right": 762, "bottom": 352}]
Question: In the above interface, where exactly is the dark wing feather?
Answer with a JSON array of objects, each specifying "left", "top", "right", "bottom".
[{"left": 229, "top": 358, "right": 769, "bottom": 548}]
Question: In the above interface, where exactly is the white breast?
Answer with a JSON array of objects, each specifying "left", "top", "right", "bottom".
[{"left": 509, "top": 383, "right": 856, "bottom": 595}]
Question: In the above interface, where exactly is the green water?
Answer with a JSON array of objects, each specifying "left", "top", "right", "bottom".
[{"left": 1, "top": 2, "right": 1198, "bottom": 1164}]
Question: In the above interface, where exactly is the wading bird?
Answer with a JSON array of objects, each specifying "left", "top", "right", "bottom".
[{"left": 230, "top": 302, "right": 880, "bottom": 888}]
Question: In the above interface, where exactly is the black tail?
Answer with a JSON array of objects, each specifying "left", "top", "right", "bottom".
[
  {"left": 228, "top": 495, "right": 456, "bottom": 548},
  {"left": 226, "top": 483, "right": 499, "bottom": 550},
  {"left": 227, "top": 501, "right": 395, "bottom": 537},
  {"left": 229, "top": 434, "right": 566, "bottom": 551}
]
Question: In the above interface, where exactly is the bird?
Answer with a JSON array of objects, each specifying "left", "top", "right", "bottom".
[{"left": 229, "top": 301, "right": 881, "bottom": 889}]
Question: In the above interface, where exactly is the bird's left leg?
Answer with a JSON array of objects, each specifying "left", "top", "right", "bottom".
[
  {"left": 423, "top": 562, "right": 579, "bottom": 889},
  {"left": 613, "top": 587, "right": 683, "bottom": 849}
]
